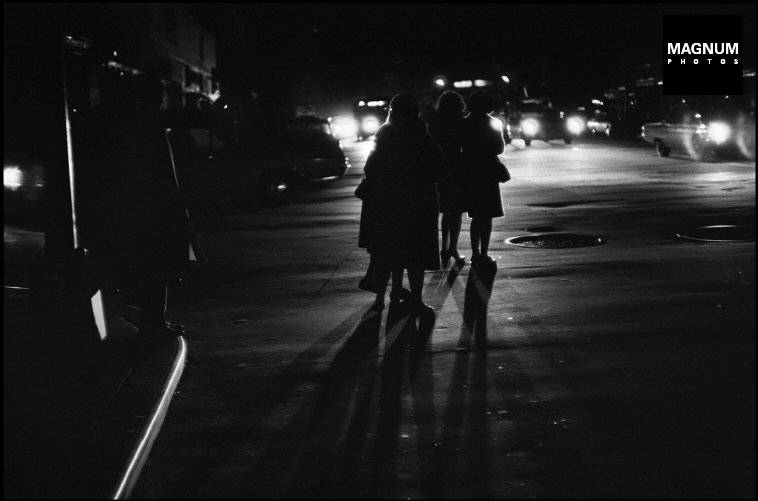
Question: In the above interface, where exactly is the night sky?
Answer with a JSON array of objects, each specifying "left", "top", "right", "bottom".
[{"left": 188, "top": 3, "right": 756, "bottom": 115}]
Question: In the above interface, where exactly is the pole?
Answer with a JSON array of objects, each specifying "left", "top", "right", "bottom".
[{"left": 60, "top": 28, "right": 108, "bottom": 340}]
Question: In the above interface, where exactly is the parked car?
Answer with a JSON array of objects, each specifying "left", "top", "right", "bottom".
[
  {"left": 586, "top": 110, "right": 613, "bottom": 137},
  {"left": 168, "top": 126, "right": 290, "bottom": 212},
  {"left": 353, "top": 98, "right": 390, "bottom": 140},
  {"left": 246, "top": 116, "right": 349, "bottom": 186},
  {"left": 509, "top": 103, "right": 584, "bottom": 146},
  {"left": 641, "top": 103, "right": 756, "bottom": 160}
]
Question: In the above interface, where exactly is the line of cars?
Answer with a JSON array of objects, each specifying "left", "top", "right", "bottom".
[
  {"left": 128, "top": 114, "right": 350, "bottom": 214},
  {"left": 4, "top": 112, "right": 350, "bottom": 226},
  {"left": 507, "top": 102, "right": 587, "bottom": 146}
]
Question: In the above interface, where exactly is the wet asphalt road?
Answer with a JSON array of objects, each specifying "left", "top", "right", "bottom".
[{"left": 132, "top": 137, "right": 755, "bottom": 499}]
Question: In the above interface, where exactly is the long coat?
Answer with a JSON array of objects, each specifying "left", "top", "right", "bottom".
[
  {"left": 79, "top": 110, "right": 192, "bottom": 287},
  {"left": 428, "top": 113, "right": 466, "bottom": 214},
  {"left": 461, "top": 112, "right": 506, "bottom": 218},
  {"left": 362, "top": 116, "right": 448, "bottom": 270}
]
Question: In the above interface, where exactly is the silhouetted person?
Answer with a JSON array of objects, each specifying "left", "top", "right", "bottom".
[
  {"left": 428, "top": 90, "right": 467, "bottom": 269},
  {"left": 357, "top": 171, "right": 391, "bottom": 310},
  {"left": 461, "top": 91, "right": 505, "bottom": 267},
  {"left": 105, "top": 74, "right": 192, "bottom": 339},
  {"left": 364, "top": 93, "right": 447, "bottom": 312}
]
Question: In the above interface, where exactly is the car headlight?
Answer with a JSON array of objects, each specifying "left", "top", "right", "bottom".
[
  {"left": 566, "top": 117, "right": 585, "bottom": 135},
  {"left": 362, "top": 117, "right": 380, "bottom": 135},
  {"left": 4, "top": 166, "right": 23, "bottom": 190},
  {"left": 707, "top": 122, "right": 731, "bottom": 144},
  {"left": 521, "top": 119, "right": 539, "bottom": 136},
  {"left": 330, "top": 117, "right": 358, "bottom": 139}
]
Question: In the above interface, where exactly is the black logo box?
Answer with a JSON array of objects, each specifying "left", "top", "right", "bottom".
[{"left": 663, "top": 15, "right": 743, "bottom": 95}]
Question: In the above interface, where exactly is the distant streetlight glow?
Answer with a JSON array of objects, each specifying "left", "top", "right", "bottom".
[{"left": 501, "top": 75, "right": 510, "bottom": 83}]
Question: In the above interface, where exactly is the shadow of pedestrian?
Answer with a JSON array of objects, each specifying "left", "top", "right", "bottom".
[
  {"left": 310, "top": 308, "right": 382, "bottom": 427},
  {"left": 369, "top": 302, "right": 414, "bottom": 497},
  {"left": 464, "top": 263, "right": 497, "bottom": 350},
  {"left": 408, "top": 306, "right": 436, "bottom": 381}
]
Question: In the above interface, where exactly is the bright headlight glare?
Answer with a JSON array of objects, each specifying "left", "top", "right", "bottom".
[
  {"left": 490, "top": 117, "right": 504, "bottom": 132},
  {"left": 362, "top": 117, "right": 380, "bottom": 135},
  {"left": 4, "top": 166, "right": 23, "bottom": 190},
  {"left": 331, "top": 117, "right": 358, "bottom": 138},
  {"left": 707, "top": 122, "right": 731, "bottom": 144},
  {"left": 521, "top": 119, "right": 538, "bottom": 136},
  {"left": 567, "top": 117, "right": 584, "bottom": 135}
]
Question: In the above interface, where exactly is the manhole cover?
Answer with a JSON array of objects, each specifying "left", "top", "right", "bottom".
[
  {"left": 506, "top": 233, "right": 605, "bottom": 249},
  {"left": 676, "top": 225, "right": 755, "bottom": 243}
]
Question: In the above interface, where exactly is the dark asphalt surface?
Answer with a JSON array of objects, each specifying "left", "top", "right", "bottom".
[
  {"left": 7, "top": 136, "right": 753, "bottom": 498},
  {"left": 133, "top": 137, "right": 755, "bottom": 499}
]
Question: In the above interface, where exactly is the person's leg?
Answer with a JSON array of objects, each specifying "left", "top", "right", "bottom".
[
  {"left": 388, "top": 266, "right": 408, "bottom": 302},
  {"left": 470, "top": 217, "right": 481, "bottom": 262},
  {"left": 440, "top": 213, "right": 450, "bottom": 255},
  {"left": 391, "top": 267, "right": 404, "bottom": 292},
  {"left": 480, "top": 217, "right": 493, "bottom": 257},
  {"left": 449, "top": 212, "right": 463, "bottom": 258},
  {"left": 408, "top": 267, "right": 425, "bottom": 303},
  {"left": 372, "top": 263, "right": 390, "bottom": 310}
]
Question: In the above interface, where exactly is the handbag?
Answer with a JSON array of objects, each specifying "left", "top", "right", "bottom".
[{"left": 493, "top": 159, "right": 511, "bottom": 183}]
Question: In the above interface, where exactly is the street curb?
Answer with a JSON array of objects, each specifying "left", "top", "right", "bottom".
[{"left": 112, "top": 335, "right": 188, "bottom": 499}]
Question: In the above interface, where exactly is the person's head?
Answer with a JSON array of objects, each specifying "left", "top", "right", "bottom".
[
  {"left": 437, "top": 90, "right": 466, "bottom": 117},
  {"left": 389, "top": 93, "right": 419, "bottom": 122},
  {"left": 467, "top": 91, "right": 493, "bottom": 114}
]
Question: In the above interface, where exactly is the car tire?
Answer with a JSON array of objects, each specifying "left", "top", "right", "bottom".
[
  {"left": 655, "top": 139, "right": 670, "bottom": 157},
  {"left": 523, "top": 138, "right": 532, "bottom": 146},
  {"left": 564, "top": 137, "right": 573, "bottom": 144}
]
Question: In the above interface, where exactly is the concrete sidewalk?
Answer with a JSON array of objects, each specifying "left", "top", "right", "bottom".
[{"left": 3, "top": 286, "right": 186, "bottom": 499}]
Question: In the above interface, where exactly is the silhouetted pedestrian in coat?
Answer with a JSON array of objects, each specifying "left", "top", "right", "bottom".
[
  {"left": 106, "top": 74, "right": 193, "bottom": 339},
  {"left": 357, "top": 169, "right": 391, "bottom": 311},
  {"left": 428, "top": 90, "right": 467, "bottom": 269},
  {"left": 364, "top": 93, "right": 447, "bottom": 312},
  {"left": 461, "top": 91, "right": 505, "bottom": 268}
]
